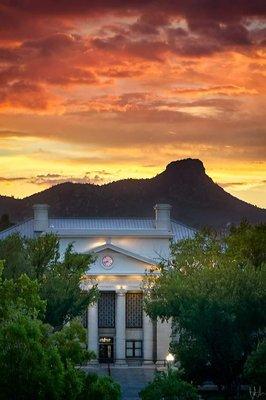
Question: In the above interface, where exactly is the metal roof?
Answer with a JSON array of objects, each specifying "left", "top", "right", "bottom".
[
  {"left": 0, "top": 217, "right": 195, "bottom": 241},
  {"left": 0, "top": 219, "right": 35, "bottom": 239}
]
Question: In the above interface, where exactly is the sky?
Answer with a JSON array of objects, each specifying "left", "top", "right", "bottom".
[{"left": 0, "top": 0, "right": 265, "bottom": 207}]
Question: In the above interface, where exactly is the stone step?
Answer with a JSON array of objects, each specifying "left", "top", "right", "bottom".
[{"left": 83, "top": 366, "right": 155, "bottom": 400}]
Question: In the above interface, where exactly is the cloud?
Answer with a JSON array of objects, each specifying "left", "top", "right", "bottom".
[
  {"left": 0, "top": 176, "right": 27, "bottom": 182},
  {"left": 0, "top": 81, "right": 54, "bottom": 110},
  {"left": 219, "top": 182, "right": 247, "bottom": 188},
  {"left": 219, "top": 180, "right": 266, "bottom": 190},
  {"left": 171, "top": 85, "right": 257, "bottom": 96},
  {"left": 0, "top": 172, "right": 110, "bottom": 187},
  {"left": 0, "top": 0, "right": 265, "bottom": 204}
]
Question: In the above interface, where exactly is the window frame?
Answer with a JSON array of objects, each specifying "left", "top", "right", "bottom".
[
  {"left": 126, "top": 340, "right": 143, "bottom": 358},
  {"left": 126, "top": 292, "right": 143, "bottom": 329},
  {"left": 98, "top": 291, "right": 116, "bottom": 329}
]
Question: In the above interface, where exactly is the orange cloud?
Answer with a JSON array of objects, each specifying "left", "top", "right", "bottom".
[{"left": 0, "top": 0, "right": 265, "bottom": 206}]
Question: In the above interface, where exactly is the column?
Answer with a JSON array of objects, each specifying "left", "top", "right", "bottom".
[
  {"left": 115, "top": 289, "right": 126, "bottom": 365},
  {"left": 143, "top": 311, "right": 154, "bottom": 364},
  {"left": 87, "top": 302, "right": 98, "bottom": 364},
  {"left": 156, "top": 318, "right": 172, "bottom": 365}
]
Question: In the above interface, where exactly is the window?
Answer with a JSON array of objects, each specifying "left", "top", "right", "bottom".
[
  {"left": 98, "top": 291, "right": 115, "bottom": 328},
  {"left": 126, "top": 292, "right": 143, "bottom": 328},
  {"left": 126, "top": 340, "right": 143, "bottom": 358}
]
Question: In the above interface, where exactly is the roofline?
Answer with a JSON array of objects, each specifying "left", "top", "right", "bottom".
[
  {"left": 0, "top": 218, "right": 33, "bottom": 235},
  {"left": 49, "top": 228, "right": 173, "bottom": 238},
  {"left": 50, "top": 216, "right": 155, "bottom": 220},
  {"left": 171, "top": 218, "right": 197, "bottom": 232},
  {"left": 0, "top": 216, "right": 196, "bottom": 238}
]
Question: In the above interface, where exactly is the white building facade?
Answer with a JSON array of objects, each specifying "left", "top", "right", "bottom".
[{"left": 0, "top": 204, "right": 195, "bottom": 365}]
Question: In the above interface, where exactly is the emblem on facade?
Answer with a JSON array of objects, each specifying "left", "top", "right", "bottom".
[{"left": 101, "top": 255, "right": 114, "bottom": 269}]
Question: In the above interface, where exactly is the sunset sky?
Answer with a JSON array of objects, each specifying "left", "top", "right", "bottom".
[{"left": 0, "top": 1, "right": 265, "bottom": 207}]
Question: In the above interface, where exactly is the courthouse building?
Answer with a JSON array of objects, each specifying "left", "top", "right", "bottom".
[{"left": 0, "top": 203, "right": 195, "bottom": 365}]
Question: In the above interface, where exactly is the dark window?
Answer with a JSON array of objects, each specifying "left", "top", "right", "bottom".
[
  {"left": 98, "top": 291, "right": 115, "bottom": 328},
  {"left": 126, "top": 340, "right": 143, "bottom": 358},
  {"left": 126, "top": 292, "right": 143, "bottom": 328}
]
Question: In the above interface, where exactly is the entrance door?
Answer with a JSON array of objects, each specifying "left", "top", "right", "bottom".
[{"left": 99, "top": 337, "right": 114, "bottom": 363}]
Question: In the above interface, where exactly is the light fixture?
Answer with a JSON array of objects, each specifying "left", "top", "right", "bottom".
[{"left": 166, "top": 353, "right": 174, "bottom": 363}]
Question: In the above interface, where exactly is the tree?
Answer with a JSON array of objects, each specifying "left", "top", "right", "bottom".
[
  {"left": 80, "top": 374, "right": 121, "bottom": 400},
  {"left": 0, "top": 233, "right": 98, "bottom": 329},
  {"left": 226, "top": 222, "right": 266, "bottom": 269},
  {"left": 0, "top": 261, "right": 121, "bottom": 400},
  {"left": 139, "top": 369, "right": 198, "bottom": 400},
  {"left": 244, "top": 340, "right": 266, "bottom": 390},
  {"left": 0, "top": 314, "right": 65, "bottom": 400},
  {"left": 0, "top": 234, "right": 32, "bottom": 279},
  {"left": 143, "top": 224, "right": 266, "bottom": 397}
]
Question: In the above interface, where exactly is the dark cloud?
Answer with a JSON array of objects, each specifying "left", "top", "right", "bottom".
[
  {"left": 219, "top": 180, "right": 266, "bottom": 188},
  {"left": 29, "top": 173, "right": 108, "bottom": 186},
  {"left": 2, "top": 1, "right": 265, "bottom": 19},
  {"left": 0, "top": 81, "right": 51, "bottom": 109},
  {"left": 0, "top": 176, "right": 27, "bottom": 182},
  {"left": 219, "top": 182, "right": 246, "bottom": 188}
]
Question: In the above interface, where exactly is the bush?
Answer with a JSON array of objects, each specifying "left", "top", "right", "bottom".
[
  {"left": 139, "top": 369, "right": 198, "bottom": 400},
  {"left": 78, "top": 373, "right": 121, "bottom": 400}
]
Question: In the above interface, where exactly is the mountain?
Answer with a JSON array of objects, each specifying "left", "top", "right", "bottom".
[{"left": 0, "top": 158, "right": 265, "bottom": 228}]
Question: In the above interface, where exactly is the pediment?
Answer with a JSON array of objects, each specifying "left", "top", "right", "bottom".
[{"left": 86, "top": 243, "right": 156, "bottom": 276}]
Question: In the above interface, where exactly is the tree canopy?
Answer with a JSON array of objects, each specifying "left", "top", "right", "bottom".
[
  {"left": 143, "top": 223, "right": 266, "bottom": 396},
  {"left": 0, "top": 249, "right": 121, "bottom": 400},
  {"left": 0, "top": 233, "right": 98, "bottom": 329}
]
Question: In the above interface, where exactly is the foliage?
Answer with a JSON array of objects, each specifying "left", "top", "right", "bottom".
[
  {"left": 0, "top": 314, "right": 64, "bottom": 400},
  {"left": 139, "top": 369, "right": 198, "bottom": 400},
  {"left": 79, "top": 373, "right": 121, "bottom": 400},
  {"left": 0, "top": 261, "right": 120, "bottom": 400},
  {"left": 0, "top": 233, "right": 98, "bottom": 329},
  {"left": 226, "top": 221, "right": 266, "bottom": 269},
  {"left": 244, "top": 340, "right": 266, "bottom": 390},
  {"left": 0, "top": 234, "right": 31, "bottom": 279},
  {"left": 0, "top": 261, "right": 46, "bottom": 321},
  {"left": 51, "top": 320, "right": 95, "bottom": 366},
  {"left": 143, "top": 223, "right": 266, "bottom": 395}
]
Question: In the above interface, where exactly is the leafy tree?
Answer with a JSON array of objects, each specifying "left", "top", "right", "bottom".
[
  {"left": 0, "top": 314, "right": 64, "bottom": 400},
  {"left": 80, "top": 374, "right": 121, "bottom": 400},
  {"left": 0, "top": 233, "right": 98, "bottom": 329},
  {"left": 51, "top": 320, "right": 95, "bottom": 366},
  {"left": 143, "top": 224, "right": 266, "bottom": 396},
  {"left": 0, "top": 261, "right": 120, "bottom": 400},
  {"left": 0, "top": 261, "right": 45, "bottom": 321},
  {"left": 226, "top": 221, "right": 266, "bottom": 269},
  {"left": 139, "top": 369, "right": 198, "bottom": 400},
  {"left": 0, "top": 234, "right": 32, "bottom": 279},
  {"left": 244, "top": 340, "right": 266, "bottom": 390}
]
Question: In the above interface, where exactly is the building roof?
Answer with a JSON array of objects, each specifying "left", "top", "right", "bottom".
[{"left": 0, "top": 217, "right": 195, "bottom": 241}]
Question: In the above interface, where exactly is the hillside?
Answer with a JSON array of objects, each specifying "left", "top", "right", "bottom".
[{"left": 0, "top": 159, "right": 265, "bottom": 228}]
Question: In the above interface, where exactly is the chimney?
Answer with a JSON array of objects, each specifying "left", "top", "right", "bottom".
[
  {"left": 154, "top": 204, "right": 172, "bottom": 231},
  {"left": 33, "top": 204, "right": 49, "bottom": 232}
]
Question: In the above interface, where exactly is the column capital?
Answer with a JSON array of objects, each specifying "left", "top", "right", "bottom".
[{"left": 116, "top": 287, "right": 126, "bottom": 296}]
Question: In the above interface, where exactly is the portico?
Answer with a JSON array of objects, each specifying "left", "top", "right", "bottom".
[{"left": 87, "top": 285, "right": 156, "bottom": 365}]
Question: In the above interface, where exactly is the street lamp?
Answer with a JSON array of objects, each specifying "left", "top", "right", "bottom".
[{"left": 166, "top": 353, "right": 174, "bottom": 371}]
